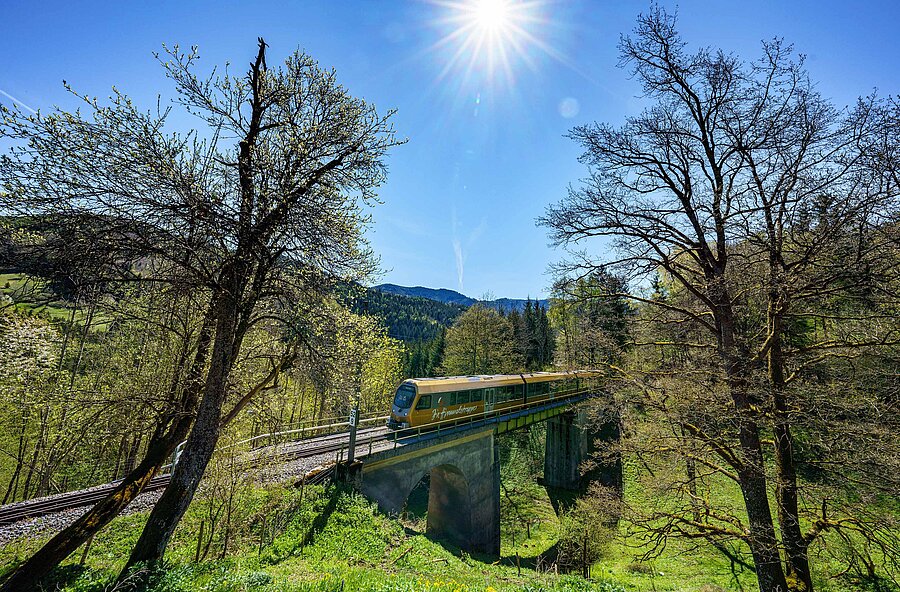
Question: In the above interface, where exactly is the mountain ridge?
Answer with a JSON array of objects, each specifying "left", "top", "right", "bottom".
[{"left": 372, "top": 283, "right": 548, "bottom": 312}]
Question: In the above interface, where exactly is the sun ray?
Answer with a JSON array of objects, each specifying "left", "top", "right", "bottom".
[{"left": 427, "top": 0, "right": 558, "bottom": 91}]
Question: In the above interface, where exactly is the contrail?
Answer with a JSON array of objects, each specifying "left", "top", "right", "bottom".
[
  {"left": 451, "top": 206, "right": 464, "bottom": 290},
  {"left": 0, "top": 89, "right": 37, "bottom": 114},
  {"left": 451, "top": 209, "right": 488, "bottom": 292},
  {"left": 453, "top": 237, "right": 465, "bottom": 291}
]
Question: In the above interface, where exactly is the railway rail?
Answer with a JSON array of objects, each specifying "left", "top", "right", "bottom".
[{"left": 0, "top": 425, "right": 390, "bottom": 526}]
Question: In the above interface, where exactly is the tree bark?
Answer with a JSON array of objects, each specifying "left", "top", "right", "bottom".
[
  {"left": 122, "top": 40, "right": 270, "bottom": 577},
  {"left": 0, "top": 420, "right": 195, "bottom": 592},
  {"left": 123, "top": 263, "right": 250, "bottom": 575},
  {"left": 735, "top": 421, "right": 789, "bottom": 592}
]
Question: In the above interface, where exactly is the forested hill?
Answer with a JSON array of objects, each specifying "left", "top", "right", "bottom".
[
  {"left": 357, "top": 287, "right": 466, "bottom": 342},
  {"left": 373, "top": 283, "right": 548, "bottom": 312}
]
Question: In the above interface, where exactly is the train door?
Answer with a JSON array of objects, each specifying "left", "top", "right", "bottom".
[{"left": 484, "top": 388, "right": 496, "bottom": 412}]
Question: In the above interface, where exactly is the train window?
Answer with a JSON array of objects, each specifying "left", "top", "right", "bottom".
[
  {"left": 457, "top": 391, "right": 469, "bottom": 404},
  {"left": 394, "top": 384, "right": 416, "bottom": 408},
  {"left": 514, "top": 385, "right": 524, "bottom": 398},
  {"left": 469, "top": 390, "right": 483, "bottom": 402},
  {"left": 416, "top": 395, "right": 432, "bottom": 410}
]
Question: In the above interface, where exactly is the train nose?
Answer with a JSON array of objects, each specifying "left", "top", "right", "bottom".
[{"left": 387, "top": 414, "right": 409, "bottom": 430}]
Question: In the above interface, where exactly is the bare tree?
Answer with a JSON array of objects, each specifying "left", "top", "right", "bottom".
[{"left": 541, "top": 8, "right": 899, "bottom": 592}]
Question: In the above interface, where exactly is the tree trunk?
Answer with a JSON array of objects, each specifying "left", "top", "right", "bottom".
[
  {"left": 0, "top": 421, "right": 192, "bottom": 592},
  {"left": 123, "top": 280, "right": 247, "bottom": 574},
  {"left": 735, "top": 422, "right": 789, "bottom": 592},
  {"left": 769, "top": 305, "right": 812, "bottom": 592},
  {"left": 717, "top": 296, "right": 789, "bottom": 592},
  {"left": 125, "top": 38, "right": 270, "bottom": 580},
  {"left": 3, "top": 427, "right": 27, "bottom": 504},
  {"left": 69, "top": 296, "right": 96, "bottom": 389},
  {"left": 124, "top": 433, "right": 143, "bottom": 475},
  {"left": 113, "top": 434, "right": 128, "bottom": 480},
  {"left": 22, "top": 407, "right": 48, "bottom": 499}
]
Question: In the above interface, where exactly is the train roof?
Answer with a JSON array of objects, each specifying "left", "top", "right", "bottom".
[{"left": 405, "top": 371, "right": 601, "bottom": 394}]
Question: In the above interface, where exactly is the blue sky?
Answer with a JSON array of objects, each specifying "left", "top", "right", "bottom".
[{"left": 3, "top": 1, "right": 900, "bottom": 299}]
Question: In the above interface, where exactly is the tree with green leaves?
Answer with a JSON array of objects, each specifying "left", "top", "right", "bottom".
[
  {"left": 441, "top": 303, "right": 522, "bottom": 375},
  {"left": 516, "top": 300, "right": 554, "bottom": 370},
  {"left": 549, "top": 270, "right": 631, "bottom": 370},
  {"left": 555, "top": 483, "right": 621, "bottom": 578},
  {"left": 0, "top": 38, "right": 400, "bottom": 590}
]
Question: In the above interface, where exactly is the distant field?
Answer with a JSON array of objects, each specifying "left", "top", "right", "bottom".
[{"left": 1, "top": 272, "right": 106, "bottom": 328}]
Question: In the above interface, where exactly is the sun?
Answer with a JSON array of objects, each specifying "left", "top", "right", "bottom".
[
  {"left": 429, "top": 0, "right": 555, "bottom": 88},
  {"left": 472, "top": 0, "right": 512, "bottom": 32}
]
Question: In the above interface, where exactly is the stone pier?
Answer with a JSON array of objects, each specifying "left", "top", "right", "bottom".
[
  {"left": 543, "top": 409, "right": 589, "bottom": 490},
  {"left": 543, "top": 406, "right": 623, "bottom": 493}
]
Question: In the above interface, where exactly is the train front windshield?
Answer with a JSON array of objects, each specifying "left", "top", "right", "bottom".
[{"left": 393, "top": 384, "right": 416, "bottom": 409}]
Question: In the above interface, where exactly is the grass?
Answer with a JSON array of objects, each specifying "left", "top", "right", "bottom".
[
  {"left": 497, "top": 475, "right": 757, "bottom": 592},
  {"left": 1, "top": 457, "right": 896, "bottom": 591},
  {"left": 0, "top": 272, "right": 109, "bottom": 329},
  {"left": 0, "top": 405, "right": 895, "bottom": 591},
  {"left": 0, "top": 484, "right": 627, "bottom": 592},
  {"left": 496, "top": 447, "right": 898, "bottom": 592},
  {"left": 1, "top": 273, "right": 74, "bottom": 321}
]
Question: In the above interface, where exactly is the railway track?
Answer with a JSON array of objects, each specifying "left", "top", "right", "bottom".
[
  {"left": 0, "top": 474, "right": 172, "bottom": 526},
  {"left": 0, "top": 425, "right": 391, "bottom": 526}
]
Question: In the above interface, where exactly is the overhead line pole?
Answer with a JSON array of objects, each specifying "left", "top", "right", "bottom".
[{"left": 347, "top": 298, "right": 367, "bottom": 465}]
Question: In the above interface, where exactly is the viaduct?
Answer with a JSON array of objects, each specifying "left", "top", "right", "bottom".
[{"left": 346, "top": 392, "right": 620, "bottom": 556}]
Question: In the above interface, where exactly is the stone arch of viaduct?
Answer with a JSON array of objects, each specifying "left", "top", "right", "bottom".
[{"left": 359, "top": 428, "right": 501, "bottom": 555}]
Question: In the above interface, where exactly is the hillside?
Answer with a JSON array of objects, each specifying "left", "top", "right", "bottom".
[{"left": 357, "top": 287, "right": 466, "bottom": 343}]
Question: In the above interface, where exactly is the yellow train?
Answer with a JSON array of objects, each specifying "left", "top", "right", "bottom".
[{"left": 387, "top": 371, "right": 601, "bottom": 430}]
